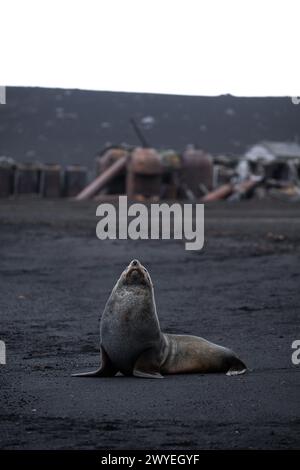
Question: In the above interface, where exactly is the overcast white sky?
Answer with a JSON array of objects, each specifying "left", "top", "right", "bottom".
[{"left": 1, "top": 0, "right": 300, "bottom": 96}]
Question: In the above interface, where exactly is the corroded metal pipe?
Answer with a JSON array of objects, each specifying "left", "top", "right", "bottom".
[
  {"left": 201, "top": 183, "right": 233, "bottom": 202},
  {"left": 76, "top": 155, "right": 128, "bottom": 201}
]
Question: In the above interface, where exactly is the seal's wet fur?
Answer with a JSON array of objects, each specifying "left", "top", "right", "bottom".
[{"left": 72, "top": 259, "right": 246, "bottom": 378}]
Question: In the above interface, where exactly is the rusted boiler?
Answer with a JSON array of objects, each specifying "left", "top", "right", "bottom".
[
  {"left": 181, "top": 147, "right": 213, "bottom": 198},
  {"left": 126, "top": 147, "right": 163, "bottom": 201}
]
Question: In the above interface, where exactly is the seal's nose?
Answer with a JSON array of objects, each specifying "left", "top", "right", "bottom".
[{"left": 131, "top": 259, "right": 139, "bottom": 266}]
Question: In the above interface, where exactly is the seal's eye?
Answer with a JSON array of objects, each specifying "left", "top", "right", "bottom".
[{"left": 143, "top": 268, "right": 147, "bottom": 272}]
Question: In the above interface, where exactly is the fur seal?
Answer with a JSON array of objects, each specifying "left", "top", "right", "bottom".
[{"left": 72, "top": 259, "right": 246, "bottom": 378}]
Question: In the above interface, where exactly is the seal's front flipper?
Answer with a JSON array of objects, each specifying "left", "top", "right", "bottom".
[
  {"left": 133, "top": 349, "right": 164, "bottom": 379},
  {"left": 72, "top": 345, "right": 118, "bottom": 378}
]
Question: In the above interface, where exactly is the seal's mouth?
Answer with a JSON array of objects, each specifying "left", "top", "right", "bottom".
[
  {"left": 127, "top": 267, "right": 140, "bottom": 277},
  {"left": 125, "top": 259, "right": 149, "bottom": 286},
  {"left": 126, "top": 267, "right": 144, "bottom": 282}
]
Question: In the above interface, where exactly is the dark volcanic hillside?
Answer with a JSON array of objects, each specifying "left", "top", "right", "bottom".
[{"left": 0, "top": 87, "right": 299, "bottom": 168}]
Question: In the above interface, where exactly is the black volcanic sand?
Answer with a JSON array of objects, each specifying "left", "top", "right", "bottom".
[{"left": 0, "top": 199, "right": 299, "bottom": 450}]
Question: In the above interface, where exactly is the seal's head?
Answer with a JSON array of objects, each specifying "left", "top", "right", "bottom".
[{"left": 119, "top": 259, "right": 152, "bottom": 288}]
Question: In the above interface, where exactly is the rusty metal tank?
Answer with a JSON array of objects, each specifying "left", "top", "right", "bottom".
[
  {"left": 40, "top": 164, "right": 62, "bottom": 197},
  {"left": 14, "top": 162, "right": 40, "bottom": 195},
  {"left": 159, "top": 149, "right": 181, "bottom": 199},
  {"left": 181, "top": 147, "right": 213, "bottom": 198},
  {"left": 0, "top": 158, "right": 15, "bottom": 197},
  {"left": 126, "top": 147, "right": 163, "bottom": 200}
]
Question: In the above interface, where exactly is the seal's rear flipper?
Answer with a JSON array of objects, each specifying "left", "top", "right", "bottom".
[
  {"left": 226, "top": 357, "right": 247, "bottom": 376},
  {"left": 72, "top": 346, "right": 118, "bottom": 378},
  {"left": 71, "top": 368, "right": 108, "bottom": 377},
  {"left": 133, "top": 370, "right": 163, "bottom": 379},
  {"left": 133, "top": 349, "right": 164, "bottom": 379}
]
